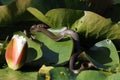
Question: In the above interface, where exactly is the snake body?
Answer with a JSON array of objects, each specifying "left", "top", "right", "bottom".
[
  {"left": 30, "top": 24, "right": 83, "bottom": 73},
  {"left": 30, "top": 24, "right": 120, "bottom": 74}
]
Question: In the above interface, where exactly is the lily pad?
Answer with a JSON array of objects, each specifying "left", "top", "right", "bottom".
[
  {"left": 71, "top": 11, "right": 120, "bottom": 40},
  {"left": 49, "top": 67, "right": 76, "bottom": 80},
  {"left": 106, "top": 73, "right": 120, "bottom": 80},
  {"left": 45, "top": 8, "right": 84, "bottom": 28},
  {"left": 37, "top": 65, "right": 54, "bottom": 80},
  {"left": 71, "top": 11, "right": 120, "bottom": 48},
  {"left": 33, "top": 31, "right": 73, "bottom": 65},
  {"left": 0, "top": 67, "right": 38, "bottom": 80},
  {"left": 27, "top": 8, "right": 84, "bottom": 28},
  {"left": 87, "top": 39, "right": 119, "bottom": 68},
  {"left": 76, "top": 70, "right": 106, "bottom": 80},
  {"left": 0, "top": 0, "right": 32, "bottom": 25},
  {"left": 27, "top": 7, "right": 54, "bottom": 27}
]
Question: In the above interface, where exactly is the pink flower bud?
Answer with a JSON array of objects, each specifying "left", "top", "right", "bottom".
[{"left": 5, "top": 35, "right": 27, "bottom": 70}]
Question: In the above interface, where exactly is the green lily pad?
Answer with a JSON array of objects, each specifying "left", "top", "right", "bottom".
[
  {"left": 27, "top": 8, "right": 84, "bottom": 28},
  {"left": 0, "top": 67, "right": 38, "bottom": 80},
  {"left": 106, "top": 73, "right": 120, "bottom": 80},
  {"left": 27, "top": 7, "right": 54, "bottom": 27},
  {"left": 37, "top": 65, "right": 54, "bottom": 80},
  {"left": 49, "top": 67, "right": 76, "bottom": 80},
  {"left": 71, "top": 11, "right": 120, "bottom": 40},
  {"left": 45, "top": 8, "right": 84, "bottom": 28},
  {"left": 71, "top": 11, "right": 120, "bottom": 48},
  {"left": 0, "top": 0, "right": 32, "bottom": 25},
  {"left": 105, "top": 64, "right": 120, "bottom": 73},
  {"left": 76, "top": 70, "right": 106, "bottom": 80},
  {"left": 33, "top": 31, "right": 73, "bottom": 65},
  {"left": 87, "top": 39, "right": 119, "bottom": 68},
  {"left": 38, "top": 67, "right": 76, "bottom": 80},
  {"left": 71, "top": 11, "right": 112, "bottom": 38}
]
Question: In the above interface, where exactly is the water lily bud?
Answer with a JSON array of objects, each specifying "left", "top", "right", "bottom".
[{"left": 5, "top": 35, "right": 27, "bottom": 70}]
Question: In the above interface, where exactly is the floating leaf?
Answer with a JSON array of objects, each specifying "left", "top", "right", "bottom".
[
  {"left": 71, "top": 11, "right": 112, "bottom": 38},
  {"left": 49, "top": 67, "right": 76, "bottom": 80},
  {"left": 0, "top": 0, "right": 32, "bottom": 25},
  {"left": 71, "top": 11, "right": 120, "bottom": 47},
  {"left": 0, "top": 67, "right": 37, "bottom": 80},
  {"left": 38, "top": 65, "right": 54, "bottom": 80},
  {"left": 76, "top": 70, "right": 106, "bottom": 80},
  {"left": 106, "top": 73, "right": 120, "bottom": 80},
  {"left": 38, "top": 65, "right": 54, "bottom": 74},
  {"left": 33, "top": 31, "right": 73, "bottom": 65},
  {"left": 104, "top": 64, "right": 120, "bottom": 73},
  {"left": 27, "top": 7, "right": 54, "bottom": 27},
  {"left": 87, "top": 39, "right": 119, "bottom": 68},
  {"left": 45, "top": 8, "right": 84, "bottom": 28}
]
